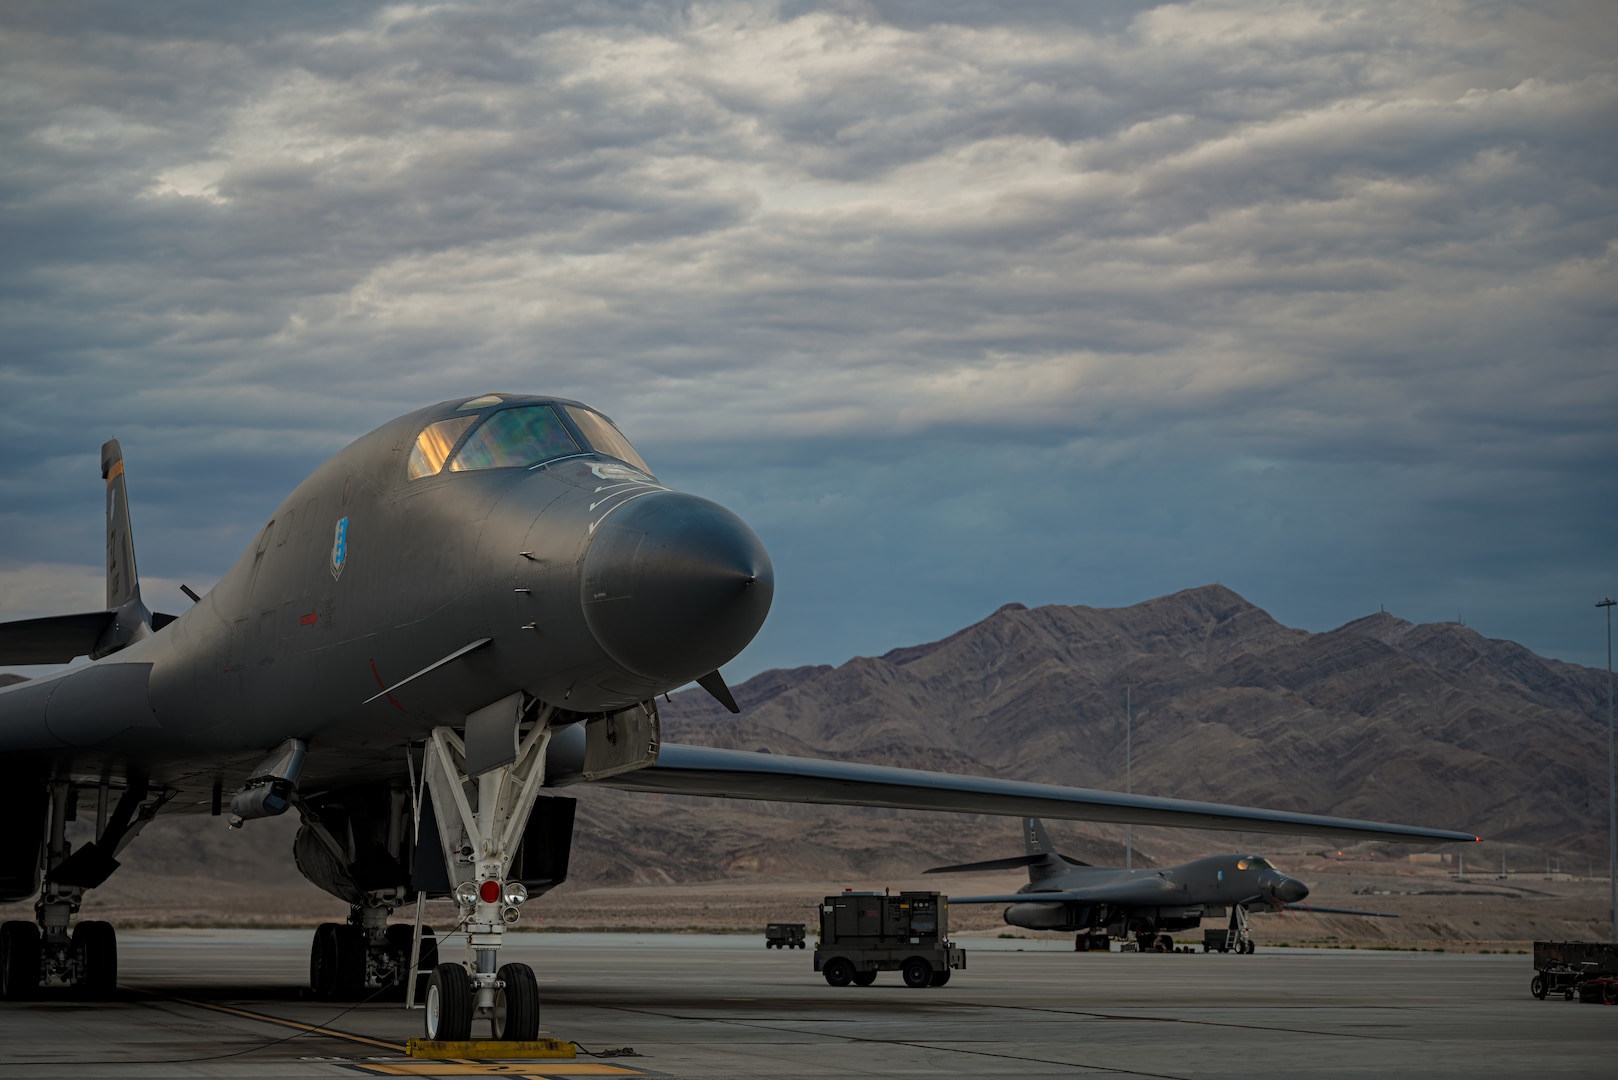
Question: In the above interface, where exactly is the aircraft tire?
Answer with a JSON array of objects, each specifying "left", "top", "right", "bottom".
[
  {"left": 901, "top": 957, "right": 932, "bottom": 989},
  {"left": 929, "top": 969, "right": 951, "bottom": 987},
  {"left": 823, "top": 957, "right": 854, "bottom": 987},
  {"left": 425, "top": 964, "right": 473, "bottom": 1041},
  {"left": 310, "top": 923, "right": 366, "bottom": 1000},
  {"left": 0, "top": 921, "right": 41, "bottom": 1001},
  {"left": 851, "top": 970, "right": 877, "bottom": 986},
  {"left": 493, "top": 963, "right": 541, "bottom": 1041},
  {"left": 72, "top": 920, "right": 117, "bottom": 999}
]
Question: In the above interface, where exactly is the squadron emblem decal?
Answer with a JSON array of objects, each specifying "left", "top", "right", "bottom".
[{"left": 330, "top": 516, "right": 349, "bottom": 580}]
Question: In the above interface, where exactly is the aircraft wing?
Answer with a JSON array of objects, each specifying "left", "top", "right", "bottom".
[
  {"left": 1275, "top": 902, "right": 1400, "bottom": 918},
  {"left": 947, "top": 892, "right": 1084, "bottom": 905},
  {"left": 0, "top": 611, "right": 116, "bottom": 664},
  {"left": 593, "top": 742, "right": 1479, "bottom": 844}
]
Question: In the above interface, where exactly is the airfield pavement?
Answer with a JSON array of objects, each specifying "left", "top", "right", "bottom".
[{"left": 0, "top": 929, "right": 1609, "bottom": 1079}]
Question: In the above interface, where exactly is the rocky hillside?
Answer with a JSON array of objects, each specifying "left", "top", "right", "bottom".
[
  {"left": 9, "top": 586, "right": 1612, "bottom": 914},
  {"left": 649, "top": 585, "right": 1609, "bottom": 865}
]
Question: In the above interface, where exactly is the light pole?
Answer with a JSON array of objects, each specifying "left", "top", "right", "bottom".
[
  {"left": 1599, "top": 597, "right": 1615, "bottom": 944},
  {"left": 1122, "top": 679, "right": 1138, "bottom": 870}
]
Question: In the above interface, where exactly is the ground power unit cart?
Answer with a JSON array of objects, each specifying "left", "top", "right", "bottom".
[{"left": 814, "top": 891, "right": 965, "bottom": 989}]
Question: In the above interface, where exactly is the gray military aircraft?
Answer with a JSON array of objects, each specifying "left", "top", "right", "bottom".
[
  {"left": 933, "top": 818, "right": 1397, "bottom": 953},
  {"left": 0, "top": 393, "right": 1473, "bottom": 1038}
]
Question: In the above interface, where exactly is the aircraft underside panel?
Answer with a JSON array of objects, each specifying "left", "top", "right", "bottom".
[{"left": 590, "top": 743, "right": 1477, "bottom": 844}]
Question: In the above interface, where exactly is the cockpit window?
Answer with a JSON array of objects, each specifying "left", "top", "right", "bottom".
[
  {"left": 1235, "top": 857, "right": 1273, "bottom": 871},
  {"left": 565, "top": 405, "right": 652, "bottom": 474},
  {"left": 449, "top": 405, "right": 582, "bottom": 473},
  {"left": 407, "top": 415, "right": 478, "bottom": 480}
]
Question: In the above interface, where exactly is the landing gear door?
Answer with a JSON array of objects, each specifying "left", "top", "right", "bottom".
[{"left": 581, "top": 700, "right": 659, "bottom": 781}]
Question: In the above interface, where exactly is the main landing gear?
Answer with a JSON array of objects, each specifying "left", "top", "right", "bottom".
[
  {"left": 307, "top": 907, "right": 439, "bottom": 1001},
  {"left": 0, "top": 779, "right": 166, "bottom": 1001}
]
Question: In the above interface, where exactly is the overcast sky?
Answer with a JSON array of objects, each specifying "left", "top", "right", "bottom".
[{"left": 2, "top": 1, "right": 1614, "bottom": 681}]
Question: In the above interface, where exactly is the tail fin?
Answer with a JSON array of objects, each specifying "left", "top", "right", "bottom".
[
  {"left": 102, "top": 439, "right": 141, "bottom": 611},
  {"left": 1023, "top": 818, "right": 1088, "bottom": 883},
  {"left": 89, "top": 439, "right": 173, "bottom": 657},
  {"left": 0, "top": 441, "right": 173, "bottom": 665},
  {"left": 1023, "top": 818, "right": 1054, "bottom": 857}
]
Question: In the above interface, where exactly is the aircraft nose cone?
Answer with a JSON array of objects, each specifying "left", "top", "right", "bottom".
[
  {"left": 1274, "top": 876, "right": 1309, "bottom": 904},
  {"left": 582, "top": 491, "right": 773, "bottom": 684}
]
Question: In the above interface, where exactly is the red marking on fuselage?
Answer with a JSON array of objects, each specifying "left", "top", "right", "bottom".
[
  {"left": 299, "top": 611, "right": 318, "bottom": 626},
  {"left": 368, "top": 658, "right": 408, "bottom": 713}
]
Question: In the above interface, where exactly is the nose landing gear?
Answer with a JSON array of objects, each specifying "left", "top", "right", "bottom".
[{"left": 416, "top": 703, "right": 554, "bottom": 1041}]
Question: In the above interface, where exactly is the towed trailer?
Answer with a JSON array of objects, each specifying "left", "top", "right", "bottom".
[
  {"left": 1531, "top": 940, "right": 1618, "bottom": 1003},
  {"left": 765, "top": 922, "right": 806, "bottom": 949},
  {"left": 815, "top": 891, "right": 964, "bottom": 989}
]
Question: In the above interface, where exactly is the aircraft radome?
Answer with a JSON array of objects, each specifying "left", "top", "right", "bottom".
[
  {"left": 935, "top": 818, "right": 1399, "bottom": 954},
  {"left": 0, "top": 393, "right": 1477, "bottom": 1039}
]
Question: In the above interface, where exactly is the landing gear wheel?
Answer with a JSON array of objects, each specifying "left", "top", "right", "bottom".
[
  {"left": 929, "top": 969, "right": 951, "bottom": 987},
  {"left": 73, "top": 921, "right": 118, "bottom": 1000},
  {"left": 851, "top": 970, "right": 877, "bottom": 986},
  {"left": 901, "top": 957, "right": 933, "bottom": 989},
  {"left": 0, "top": 921, "right": 41, "bottom": 1001},
  {"left": 493, "top": 963, "right": 541, "bottom": 1041},
  {"left": 823, "top": 957, "right": 854, "bottom": 987},
  {"left": 425, "top": 964, "right": 474, "bottom": 1041},
  {"left": 310, "top": 922, "right": 366, "bottom": 1001}
]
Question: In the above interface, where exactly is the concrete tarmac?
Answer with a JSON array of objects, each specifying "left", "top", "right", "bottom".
[{"left": 0, "top": 930, "right": 1609, "bottom": 1079}]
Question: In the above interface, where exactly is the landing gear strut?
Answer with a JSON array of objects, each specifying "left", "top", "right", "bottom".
[{"left": 418, "top": 698, "right": 555, "bottom": 1041}]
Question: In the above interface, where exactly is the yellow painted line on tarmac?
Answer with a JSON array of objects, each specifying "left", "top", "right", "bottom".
[
  {"left": 167, "top": 994, "right": 407, "bottom": 1052},
  {"left": 348, "top": 1065, "right": 641, "bottom": 1076}
]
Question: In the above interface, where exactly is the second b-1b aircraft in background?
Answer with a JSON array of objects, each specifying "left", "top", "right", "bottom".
[{"left": 933, "top": 818, "right": 1397, "bottom": 953}]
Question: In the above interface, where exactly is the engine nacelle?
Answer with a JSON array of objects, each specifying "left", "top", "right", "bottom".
[{"left": 1005, "top": 901, "right": 1094, "bottom": 932}]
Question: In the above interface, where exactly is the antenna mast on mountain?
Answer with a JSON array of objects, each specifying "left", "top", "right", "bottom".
[{"left": 1598, "top": 596, "right": 1615, "bottom": 944}]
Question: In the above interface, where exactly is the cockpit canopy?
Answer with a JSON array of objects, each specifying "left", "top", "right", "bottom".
[{"left": 406, "top": 397, "right": 651, "bottom": 481}]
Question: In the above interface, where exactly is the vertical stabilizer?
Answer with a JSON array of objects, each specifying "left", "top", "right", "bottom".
[
  {"left": 101, "top": 439, "right": 140, "bottom": 611},
  {"left": 1022, "top": 817, "right": 1066, "bottom": 883},
  {"left": 90, "top": 439, "right": 158, "bottom": 658}
]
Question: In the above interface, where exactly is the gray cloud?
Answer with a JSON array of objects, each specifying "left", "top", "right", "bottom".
[{"left": 1, "top": 1, "right": 1613, "bottom": 675}]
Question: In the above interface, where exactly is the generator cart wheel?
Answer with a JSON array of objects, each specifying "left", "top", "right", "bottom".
[
  {"left": 929, "top": 969, "right": 951, "bottom": 987},
  {"left": 823, "top": 958, "right": 854, "bottom": 988},
  {"left": 901, "top": 957, "right": 933, "bottom": 989},
  {"left": 1606, "top": 981, "right": 1618, "bottom": 1006},
  {"left": 851, "top": 971, "right": 877, "bottom": 986},
  {"left": 1531, "top": 975, "right": 1547, "bottom": 1000}
]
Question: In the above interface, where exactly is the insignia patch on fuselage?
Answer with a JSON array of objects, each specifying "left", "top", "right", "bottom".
[{"left": 331, "top": 516, "right": 349, "bottom": 580}]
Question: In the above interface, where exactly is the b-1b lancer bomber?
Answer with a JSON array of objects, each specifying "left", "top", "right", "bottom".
[
  {"left": 936, "top": 818, "right": 1398, "bottom": 953},
  {"left": 0, "top": 393, "right": 1473, "bottom": 1038}
]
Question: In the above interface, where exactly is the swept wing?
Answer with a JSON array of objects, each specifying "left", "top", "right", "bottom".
[{"left": 591, "top": 743, "right": 1478, "bottom": 844}]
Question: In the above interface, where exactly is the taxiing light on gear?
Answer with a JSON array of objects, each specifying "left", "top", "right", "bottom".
[{"left": 504, "top": 881, "right": 528, "bottom": 906}]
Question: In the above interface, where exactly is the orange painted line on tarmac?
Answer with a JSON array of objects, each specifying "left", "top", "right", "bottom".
[{"left": 166, "top": 994, "right": 407, "bottom": 1052}]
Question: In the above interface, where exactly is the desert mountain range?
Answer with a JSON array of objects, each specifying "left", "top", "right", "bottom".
[{"left": 4, "top": 585, "right": 1612, "bottom": 901}]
